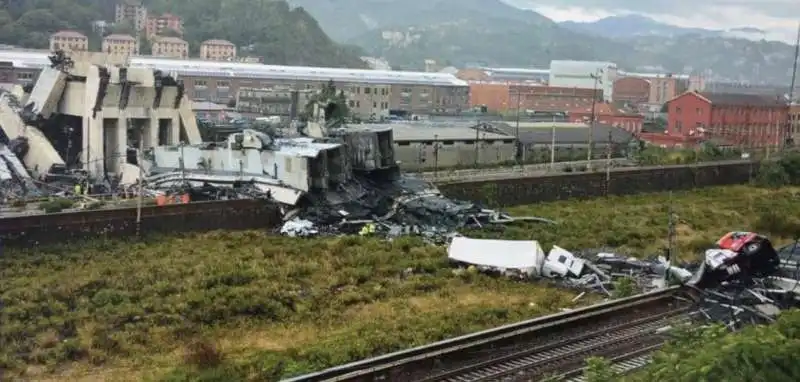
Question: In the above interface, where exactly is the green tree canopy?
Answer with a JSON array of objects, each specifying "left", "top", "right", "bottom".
[
  {"left": 0, "top": 0, "right": 364, "bottom": 67},
  {"left": 628, "top": 310, "right": 800, "bottom": 382}
]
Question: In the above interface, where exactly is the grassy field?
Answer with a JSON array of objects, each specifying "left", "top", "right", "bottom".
[{"left": 2, "top": 185, "right": 800, "bottom": 381}]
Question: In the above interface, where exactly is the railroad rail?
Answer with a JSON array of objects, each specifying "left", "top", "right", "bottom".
[{"left": 283, "top": 286, "right": 696, "bottom": 382}]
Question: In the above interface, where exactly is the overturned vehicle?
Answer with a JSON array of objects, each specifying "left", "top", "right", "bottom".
[{"left": 689, "top": 231, "right": 781, "bottom": 289}]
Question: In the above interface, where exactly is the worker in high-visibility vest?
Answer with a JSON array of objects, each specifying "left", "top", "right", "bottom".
[
  {"left": 74, "top": 183, "right": 82, "bottom": 195},
  {"left": 359, "top": 223, "right": 377, "bottom": 236}
]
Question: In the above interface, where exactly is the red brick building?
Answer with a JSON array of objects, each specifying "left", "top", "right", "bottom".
[
  {"left": 468, "top": 83, "right": 602, "bottom": 112},
  {"left": 613, "top": 77, "right": 650, "bottom": 105},
  {"left": 666, "top": 91, "right": 788, "bottom": 147},
  {"left": 568, "top": 103, "right": 645, "bottom": 134}
]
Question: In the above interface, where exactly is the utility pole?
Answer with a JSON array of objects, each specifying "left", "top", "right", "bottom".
[
  {"left": 135, "top": 119, "right": 143, "bottom": 238},
  {"left": 587, "top": 69, "right": 603, "bottom": 170},
  {"left": 433, "top": 134, "right": 440, "bottom": 177},
  {"left": 515, "top": 89, "right": 521, "bottom": 166},
  {"left": 786, "top": 22, "right": 800, "bottom": 150},
  {"left": 665, "top": 191, "right": 676, "bottom": 285},
  {"left": 605, "top": 128, "right": 612, "bottom": 187},
  {"left": 550, "top": 115, "right": 556, "bottom": 170},
  {"left": 474, "top": 117, "right": 480, "bottom": 168}
]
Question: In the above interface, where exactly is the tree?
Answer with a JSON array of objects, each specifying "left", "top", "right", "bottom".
[
  {"left": 301, "top": 80, "right": 350, "bottom": 123},
  {"left": 631, "top": 310, "right": 800, "bottom": 382},
  {"left": 110, "top": 20, "right": 136, "bottom": 36},
  {"left": 0, "top": 0, "right": 365, "bottom": 68}
]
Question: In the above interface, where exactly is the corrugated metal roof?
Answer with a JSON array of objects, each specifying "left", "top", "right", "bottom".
[
  {"left": 359, "top": 123, "right": 512, "bottom": 141},
  {"left": 0, "top": 50, "right": 468, "bottom": 86},
  {"left": 492, "top": 122, "right": 634, "bottom": 144}
]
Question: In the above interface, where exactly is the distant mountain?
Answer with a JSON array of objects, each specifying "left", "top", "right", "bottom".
[
  {"left": 558, "top": 15, "right": 719, "bottom": 39},
  {"left": 289, "top": 0, "right": 798, "bottom": 83}
]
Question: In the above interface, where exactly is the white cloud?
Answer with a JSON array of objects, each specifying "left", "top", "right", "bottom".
[{"left": 505, "top": 0, "right": 800, "bottom": 43}]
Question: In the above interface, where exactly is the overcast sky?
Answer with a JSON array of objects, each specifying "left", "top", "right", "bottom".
[{"left": 504, "top": 0, "right": 799, "bottom": 43}]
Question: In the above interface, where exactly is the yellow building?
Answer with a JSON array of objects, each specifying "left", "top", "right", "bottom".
[
  {"left": 151, "top": 36, "right": 189, "bottom": 59},
  {"left": 200, "top": 39, "right": 237, "bottom": 61},
  {"left": 102, "top": 34, "right": 139, "bottom": 58},
  {"left": 49, "top": 30, "right": 89, "bottom": 52}
]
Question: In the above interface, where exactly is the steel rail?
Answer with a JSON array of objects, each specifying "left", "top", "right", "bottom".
[
  {"left": 282, "top": 286, "right": 689, "bottom": 382},
  {"left": 422, "top": 308, "right": 691, "bottom": 381},
  {"left": 562, "top": 345, "right": 661, "bottom": 382}
]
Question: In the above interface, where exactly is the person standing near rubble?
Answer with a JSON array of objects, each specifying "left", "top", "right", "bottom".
[
  {"left": 74, "top": 182, "right": 82, "bottom": 196},
  {"left": 359, "top": 222, "right": 377, "bottom": 236}
]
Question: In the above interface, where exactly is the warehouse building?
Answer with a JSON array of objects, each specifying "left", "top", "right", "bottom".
[
  {"left": 359, "top": 122, "right": 516, "bottom": 171},
  {"left": 0, "top": 49, "right": 469, "bottom": 118},
  {"left": 492, "top": 122, "right": 636, "bottom": 162}
]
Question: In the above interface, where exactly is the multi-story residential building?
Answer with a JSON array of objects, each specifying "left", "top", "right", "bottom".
[
  {"left": 102, "top": 34, "right": 139, "bottom": 57},
  {"left": 0, "top": 50, "right": 470, "bottom": 116},
  {"left": 145, "top": 13, "right": 183, "bottom": 39},
  {"left": 150, "top": 37, "right": 188, "bottom": 59},
  {"left": 200, "top": 40, "right": 237, "bottom": 61},
  {"left": 468, "top": 83, "right": 602, "bottom": 113},
  {"left": 666, "top": 91, "right": 789, "bottom": 148},
  {"left": 115, "top": 0, "right": 148, "bottom": 32},
  {"left": 49, "top": 30, "right": 89, "bottom": 52}
]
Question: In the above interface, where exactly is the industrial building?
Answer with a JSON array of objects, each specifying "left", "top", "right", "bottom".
[
  {"left": 666, "top": 91, "right": 789, "bottom": 148},
  {"left": 364, "top": 122, "right": 517, "bottom": 171},
  {"left": 492, "top": 122, "right": 636, "bottom": 162},
  {"left": 549, "top": 61, "right": 617, "bottom": 102},
  {"left": 468, "top": 83, "right": 602, "bottom": 113},
  {"left": 235, "top": 86, "right": 315, "bottom": 118},
  {"left": 0, "top": 49, "right": 469, "bottom": 117}
]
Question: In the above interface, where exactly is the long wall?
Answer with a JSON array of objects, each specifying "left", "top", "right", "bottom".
[
  {"left": 0, "top": 161, "right": 756, "bottom": 247},
  {"left": 438, "top": 161, "right": 755, "bottom": 207},
  {"left": 0, "top": 199, "right": 281, "bottom": 248}
]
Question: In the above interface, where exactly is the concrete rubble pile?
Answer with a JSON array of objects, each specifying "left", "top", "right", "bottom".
[
  {"left": 448, "top": 232, "right": 800, "bottom": 326},
  {"left": 279, "top": 175, "right": 555, "bottom": 242}
]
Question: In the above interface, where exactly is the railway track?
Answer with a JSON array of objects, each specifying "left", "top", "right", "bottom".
[
  {"left": 283, "top": 286, "right": 697, "bottom": 382},
  {"left": 421, "top": 309, "right": 690, "bottom": 381}
]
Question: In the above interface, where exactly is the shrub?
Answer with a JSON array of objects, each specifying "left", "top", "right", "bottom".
[
  {"left": 185, "top": 339, "right": 224, "bottom": 369},
  {"left": 39, "top": 198, "right": 75, "bottom": 213}
]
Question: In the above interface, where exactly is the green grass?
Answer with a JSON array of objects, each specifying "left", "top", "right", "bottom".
[{"left": 3, "top": 185, "right": 800, "bottom": 381}]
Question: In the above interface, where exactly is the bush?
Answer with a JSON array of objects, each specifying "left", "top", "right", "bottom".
[{"left": 39, "top": 198, "right": 75, "bottom": 213}]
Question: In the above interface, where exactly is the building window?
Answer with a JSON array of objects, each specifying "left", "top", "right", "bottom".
[
  {"left": 676, "top": 121, "right": 682, "bottom": 132},
  {"left": 675, "top": 107, "right": 681, "bottom": 114},
  {"left": 364, "top": 88, "right": 371, "bottom": 94}
]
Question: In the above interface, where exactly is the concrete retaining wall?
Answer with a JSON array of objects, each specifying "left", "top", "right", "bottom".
[
  {"left": 0, "top": 199, "right": 281, "bottom": 248},
  {"left": 0, "top": 161, "right": 757, "bottom": 247},
  {"left": 438, "top": 161, "right": 756, "bottom": 207}
]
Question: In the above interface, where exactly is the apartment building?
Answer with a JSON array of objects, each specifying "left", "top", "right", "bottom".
[
  {"left": 200, "top": 40, "right": 237, "bottom": 61},
  {"left": 151, "top": 37, "right": 189, "bottom": 59},
  {"left": 102, "top": 34, "right": 139, "bottom": 57},
  {"left": 49, "top": 31, "right": 89, "bottom": 52},
  {"left": 115, "top": 0, "right": 148, "bottom": 32},
  {"left": 146, "top": 13, "right": 183, "bottom": 39}
]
